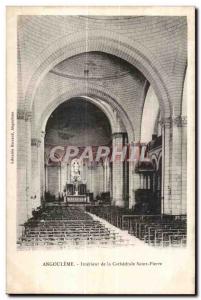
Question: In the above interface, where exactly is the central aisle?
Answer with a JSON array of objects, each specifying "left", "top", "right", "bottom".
[
  {"left": 18, "top": 205, "right": 149, "bottom": 249},
  {"left": 87, "top": 212, "right": 148, "bottom": 248}
]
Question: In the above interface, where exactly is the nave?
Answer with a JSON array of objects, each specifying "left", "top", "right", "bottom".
[{"left": 17, "top": 16, "right": 188, "bottom": 250}]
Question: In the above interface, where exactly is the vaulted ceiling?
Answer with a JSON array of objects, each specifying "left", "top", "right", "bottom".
[{"left": 51, "top": 51, "right": 140, "bottom": 80}]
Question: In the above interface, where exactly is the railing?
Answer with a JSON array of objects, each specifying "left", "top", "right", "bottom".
[{"left": 66, "top": 195, "right": 88, "bottom": 203}]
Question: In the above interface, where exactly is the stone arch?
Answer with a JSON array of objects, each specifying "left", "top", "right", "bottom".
[
  {"left": 40, "top": 97, "right": 122, "bottom": 138},
  {"left": 151, "top": 154, "right": 158, "bottom": 170},
  {"left": 24, "top": 30, "right": 171, "bottom": 118},
  {"left": 36, "top": 88, "right": 133, "bottom": 208},
  {"left": 35, "top": 87, "right": 134, "bottom": 142},
  {"left": 157, "top": 151, "right": 162, "bottom": 171}
]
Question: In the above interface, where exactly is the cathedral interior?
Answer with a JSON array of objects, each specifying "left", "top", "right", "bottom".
[{"left": 17, "top": 15, "right": 187, "bottom": 248}]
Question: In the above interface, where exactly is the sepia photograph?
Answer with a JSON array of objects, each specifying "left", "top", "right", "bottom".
[{"left": 6, "top": 6, "right": 195, "bottom": 295}]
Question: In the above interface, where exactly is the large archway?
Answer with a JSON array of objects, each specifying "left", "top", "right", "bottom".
[
  {"left": 42, "top": 97, "right": 129, "bottom": 207},
  {"left": 37, "top": 87, "right": 134, "bottom": 142},
  {"left": 24, "top": 31, "right": 171, "bottom": 118}
]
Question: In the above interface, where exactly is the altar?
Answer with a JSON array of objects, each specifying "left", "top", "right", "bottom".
[
  {"left": 66, "top": 183, "right": 87, "bottom": 196},
  {"left": 66, "top": 195, "right": 89, "bottom": 204},
  {"left": 63, "top": 158, "right": 90, "bottom": 204}
]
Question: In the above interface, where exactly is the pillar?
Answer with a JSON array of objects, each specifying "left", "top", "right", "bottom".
[
  {"left": 112, "top": 132, "right": 126, "bottom": 207},
  {"left": 181, "top": 117, "right": 187, "bottom": 214},
  {"left": 45, "top": 162, "right": 48, "bottom": 193},
  {"left": 161, "top": 117, "right": 172, "bottom": 214},
  {"left": 128, "top": 141, "right": 140, "bottom": 209},
  {"left": 61, "top": 162, "right": 67, "bottom": 192},
  {"left": 17, "top": 110, "right": 32, "bottom": 237},
  {"left": 130, "top": 172, "right": 141, "bottom": 209},
  {"left": 105, "top": 158, "right": 110, "bottom": 192},
  {"left": 103, "top": 158, "right": 109, "bottom": 192},
  {"left": 40, "top": 131, "right": 45, "bottom": 200},
  {"left": 171, "top": 116, "right": 187, "bottom": 215},
  {"left": 31, "top": 138, "right": 41, "bottom": 210}
]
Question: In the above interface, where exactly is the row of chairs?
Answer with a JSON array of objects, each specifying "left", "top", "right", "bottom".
[
  {"left": 18, "top": 206, "right": 120, "bottom": 247},
  {"left": 127, "top": 216, "right": 186, "bottom": 247},
  {"left": 87, "top": 206, "right": 187, "bottom": 247},
  {"left": 31, "top": 206, "right": 92, "bottom": 222}
]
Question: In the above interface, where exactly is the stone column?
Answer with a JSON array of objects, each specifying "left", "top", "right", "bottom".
[
  {"left": 123, "top": 134, "right": 129, "bottom": 207},
  {"left": 109, "top": 163, "right": 112, "bottom": 198},
  {"left": 88, "top": 163, "right": 94, "bottom": 194},
  {"left": 58, "top": 162, "right": 62, "bottom": 195},
  {"left": 128, "top": 141, "right": 140, "bottom": 209},
  {"left": 161, "top": 117, "right": 172, "bottom": 214},
  {"left": 31, "top": 138, "right": 41, "bottom": 210},
  {"left": 106, "top": 158, "right": 110, "bottom": 192},
  {"left": 60, "top": 162, "right": 67, "bottom": 193},
  {"left": 131, "top": 172, "right": 141, "bottom": 209},
  {"left": 67, "top": 163, "right": 70, "bottom": 183},
  {"left": 45, "top": 162, "right": 48, "bottom": 193},
  {"left": 171, "top": 116, "right": 187, "bottom": 215},
  {"left": 17, "top": 110, "right": 32, "bottom": 237},
  {"left": 128, "top": 163, "right": 134, "bottom": 209},
  {"left": 112, "top": 132, "right": 127, "bottom": 207},
  {"left": 181, "top": 117, "right": 187, "bottom": 214},
  {"left": 40, "top": 131, "right": 45, "bottom": 200},
  {"left": 103, "top": 159, "right": 109, "bottom": 192}
]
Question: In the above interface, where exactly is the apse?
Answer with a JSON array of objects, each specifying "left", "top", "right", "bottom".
[
  {"left": 45, "top": 98, "right": 111, "bottom": 147},
  {"left": 44, "top": 98, "right": 112, "bottom": 199}
]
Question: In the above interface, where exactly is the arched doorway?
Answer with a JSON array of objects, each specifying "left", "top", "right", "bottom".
[{"left": 43, "top": 97, "right": 129, "bottom": 206}]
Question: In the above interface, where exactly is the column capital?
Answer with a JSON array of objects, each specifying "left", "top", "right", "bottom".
[
  {"left": 173, "top": 116, "right": 187, "bottom": 127},
  {"left": 31, "top": 138, "right": 41, "bottom": 147},
  {"left": 160, "top": 116, "right": 187, "bottom": 128},
  {"left": 112, "top": 132, "right": 127, "bottom": 139},
  {"left": 159, "top": 117, "right": 172, "bottom": 128},
  {"left": 17, "top": 109, "right": 32, "bottom": 121},
  {"left": 130, "top": 140, "right": 140, "bottom": 145}
]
